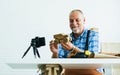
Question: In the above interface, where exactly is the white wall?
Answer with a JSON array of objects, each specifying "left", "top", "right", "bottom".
[
  {"left": 0, "top": 0, "right": 120, "bottom": 59},
  {"left": 0, "top": 0, "right": 120, "bottom": 75}
]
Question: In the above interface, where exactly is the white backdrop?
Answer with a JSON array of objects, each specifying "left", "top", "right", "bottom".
[
  {"left": 0, "top": 0, "right": 120, "bottom": 75},
  {"left": 0, "top": 0, "right": 120, "bottom": 59}
]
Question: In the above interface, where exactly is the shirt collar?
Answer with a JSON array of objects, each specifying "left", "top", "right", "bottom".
[{"left": 70, "top": 28, "right": 88, "bottom": 41}]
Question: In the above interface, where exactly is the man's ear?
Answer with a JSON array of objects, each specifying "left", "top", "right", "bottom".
[{"left": 83, "top": 17, "right": 86, "bottom": 24}]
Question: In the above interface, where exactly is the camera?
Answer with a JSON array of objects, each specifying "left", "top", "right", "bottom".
[
  {"left": 31, "top": 37, "right": 45, "bottom": 48},
  {"left": 22, "top": 36, "right": 46, "bottom": 58}
]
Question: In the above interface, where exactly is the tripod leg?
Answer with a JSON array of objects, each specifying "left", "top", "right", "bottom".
[
  {"left": 33, "top": 47, "right": 36, "bottom": 58},
  {"left": 36, "top": 48, "right": 40, "bottom": 58},
  {"left": 22, "top": 45, "right": 31, "bottom": 58}
]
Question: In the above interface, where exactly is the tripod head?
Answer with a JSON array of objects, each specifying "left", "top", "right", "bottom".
[{"left": 22, "top": 37, "right": 45, "bottom": 58}]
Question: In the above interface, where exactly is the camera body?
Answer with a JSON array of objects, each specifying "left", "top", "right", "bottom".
[{"left": 31, "top": 37, "right": 45, "bottom": 48}]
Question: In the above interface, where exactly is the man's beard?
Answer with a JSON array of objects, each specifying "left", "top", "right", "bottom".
[{"left": 72, "top": 27, "right": 80, "bottom": 34}]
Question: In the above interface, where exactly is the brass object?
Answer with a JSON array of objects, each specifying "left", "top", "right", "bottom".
[
  {"left": 68, "top": 50, "right": 95, "bottom": 58},
  {"left": 37, "top": 64, "right": 63, "bottom": 75},
  {"left": 67, "top": 50, "right": 77, "bottom": 58},
  {"left": 54, "top": 33, "right": 71, "bottom": 44}
]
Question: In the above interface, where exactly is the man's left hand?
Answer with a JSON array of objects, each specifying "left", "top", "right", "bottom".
[{"left": 60, "top": 40, "right": 74, "bottom": 51}]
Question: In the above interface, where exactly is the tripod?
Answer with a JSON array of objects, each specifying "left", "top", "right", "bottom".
[{"left": 22, "top": 38, "right": 40, "bottom": 58}]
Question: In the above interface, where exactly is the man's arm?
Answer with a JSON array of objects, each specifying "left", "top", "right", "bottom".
[{"left": 52, "top": 53, "right": 58, "bottom": 58}]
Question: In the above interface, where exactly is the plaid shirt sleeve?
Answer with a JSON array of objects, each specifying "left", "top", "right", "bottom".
[
  {"left": 58, "top": 44, "right": 69, "bottom": 58},
  {"left": 88, "top": 30, "right": 100, "bottom": 53}
]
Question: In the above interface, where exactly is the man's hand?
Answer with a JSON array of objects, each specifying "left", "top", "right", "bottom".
[
  {"left": 49, "top": 40, "right": 58, "bottom": 54},
  {"left": 60, "top": 40, "right": 74, "bottom": 51}
]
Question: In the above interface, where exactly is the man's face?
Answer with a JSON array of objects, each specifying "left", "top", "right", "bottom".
[{"left": 69, "top": 11, "right": 85, "bottom": 34}]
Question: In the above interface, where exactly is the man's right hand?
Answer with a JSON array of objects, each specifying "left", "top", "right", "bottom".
[{"left": 49, "top": 40, "right": 58, "bottom": 54}]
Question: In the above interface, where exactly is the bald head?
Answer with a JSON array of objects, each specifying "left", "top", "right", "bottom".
[
  {"left": 69, "top": 9, "right": 86, "bottom": 35},
  {"left": 69, "top": 9, "right": 84, "bottom": 18}
]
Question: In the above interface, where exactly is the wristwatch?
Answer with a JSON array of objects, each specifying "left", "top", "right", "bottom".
[
  {"left": 69, "top": 46, "right": 75, "bottom": 52},
  {"left": 67, "top": 46, "right": 78, "bottom": 57}
]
